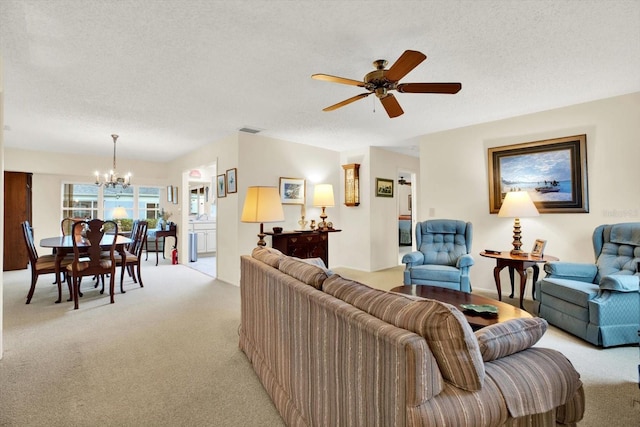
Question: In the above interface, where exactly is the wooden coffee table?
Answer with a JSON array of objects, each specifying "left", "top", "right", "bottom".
[{"left": 390, "top": 285, "right": 532, "bottom": 330}]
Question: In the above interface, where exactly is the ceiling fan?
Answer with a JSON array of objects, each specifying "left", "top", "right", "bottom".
[{"left": 312, "top": 50, "right": 461, "bottom": 118}]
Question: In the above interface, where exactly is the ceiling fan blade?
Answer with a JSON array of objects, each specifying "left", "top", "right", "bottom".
[
  {"left": 385, "top": 50, "right": 427, "bottom": 82},
  {"left": 322, "top": 92, "right": 371, "bottom": 111},
  {"left": 379, "top": 94, "right": 404, "bottom": 118},
  {"left": 311, "top": 74, "right": 365, "bottom": 87},
  {"left": 396, "top": 82, "right": 462, "bottom": 94}
]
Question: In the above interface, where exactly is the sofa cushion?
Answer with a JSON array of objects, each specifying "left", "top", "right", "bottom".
[
  {"left": 278, "top": 256, "right": 328, "bottom": 289},
  {"left": 475, "top": 318, "right": 548, "bottom": 362},
  {"left": 405, "top": 264, "right": 461, "bottom": 283},
  {"left": 251, "top": 246, "right": 284, "bottom": 268},
  {"left": 539, "top": 278, "right": 600, "bottom": 308},
  {"left": 323, "top": 275, "right": 485, "bottom": 391}
]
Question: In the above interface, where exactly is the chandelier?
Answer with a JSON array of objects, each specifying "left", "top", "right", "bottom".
[{"left": 94, "top": 134, "right": 132, "bottom": 188}]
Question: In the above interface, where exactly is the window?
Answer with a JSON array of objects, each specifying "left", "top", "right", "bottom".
[
  {"left": 138, "top": 187, "right": 161, "bottom": 220},
  {"left": 62, "top": 184, "right": 162, "bottom": 231},
  {"left": 63, "top": 184, "right": 99, "bottom": 219}
]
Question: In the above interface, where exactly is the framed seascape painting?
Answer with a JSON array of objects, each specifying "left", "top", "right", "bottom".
[
  {"left": 279, "top": 177, "right": 305, "bottom": 205},
  {"left": 376, "top": 178, "right": 394, "bottom": 197},
  {"left": 488, "top": 134, "right": 589, "bottom": 214}
]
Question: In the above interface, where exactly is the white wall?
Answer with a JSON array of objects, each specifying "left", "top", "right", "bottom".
[
  {"left": 420, "top": 92, "right": 640, "bottom": 293},
  {"left": 339, "top": 147, "right": 420, "bottom": 272},
  {"left": 1, "top": 56, "right": 4, "bottom": 357}
]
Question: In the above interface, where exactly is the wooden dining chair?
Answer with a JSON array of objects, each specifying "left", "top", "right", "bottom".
[
  {"left": 21, "top": 221, "right": 73, "bottom": 304},
  {"left": 66, "top": 219, "right": 118, "bottom": 310},
  {"left": 107, "top": 220, "right": 148, "bottom": 293}
]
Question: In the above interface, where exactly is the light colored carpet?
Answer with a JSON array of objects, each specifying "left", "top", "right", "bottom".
[{"left": 0, "top": 261, "right": 637, "bottom": 426}]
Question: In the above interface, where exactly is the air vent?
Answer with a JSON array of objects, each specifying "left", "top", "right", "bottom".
[{"left": 239, "top": 127, "right": 261, "bottom": 134}]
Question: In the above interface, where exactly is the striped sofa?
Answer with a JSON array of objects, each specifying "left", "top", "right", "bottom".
[{"left": 240, "top": 248, "right": 585, "bottom": 426}]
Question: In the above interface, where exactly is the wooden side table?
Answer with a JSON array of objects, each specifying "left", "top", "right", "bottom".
[
  {"left": 479, "top": 251, "right": 559, "bottom": 309},
  {"left": 266, "top": 229, "right": 341, "bottom": 267}
]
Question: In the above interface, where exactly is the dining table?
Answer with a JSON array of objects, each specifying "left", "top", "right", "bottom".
[{"left": 40, "top": 234, "right": 132, "bottom": 303}]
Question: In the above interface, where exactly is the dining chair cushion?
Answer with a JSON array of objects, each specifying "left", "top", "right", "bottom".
[{"left": 67, "top": 259, "right": 113, "bottom": 273}]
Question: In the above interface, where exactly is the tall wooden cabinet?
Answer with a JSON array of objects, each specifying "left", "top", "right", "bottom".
[{"left": 4, "top": 171, "right": 33, "bottom": 271}]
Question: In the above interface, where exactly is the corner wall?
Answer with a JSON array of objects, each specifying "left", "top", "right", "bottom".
[{"left": 420, "top": 92, "right": 640, "bottom": 292}]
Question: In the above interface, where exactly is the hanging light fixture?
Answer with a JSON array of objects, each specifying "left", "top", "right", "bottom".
[{"left": 94, "top": 134, "right": 132, "bottom": 188}]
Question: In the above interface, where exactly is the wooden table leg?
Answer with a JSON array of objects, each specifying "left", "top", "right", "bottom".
[
  {"left": 493, "top": 265, "right": 503, "bottom": 300},
  {"left": 508, "top": 266, "right": 516, "bottom": 298},
  {"left": 531, "top": 265, "right": 540, "bottom": 300},
  {"left": 516, "top": 267, "right": 527, "bottom": 309}
]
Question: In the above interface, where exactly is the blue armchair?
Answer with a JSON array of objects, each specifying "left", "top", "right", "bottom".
[
  {"left": 402, "top": 219, "right": 474, "bottom": 292},
  {"left": 536, "top": 222, "right": 640, "bottom": 347}
]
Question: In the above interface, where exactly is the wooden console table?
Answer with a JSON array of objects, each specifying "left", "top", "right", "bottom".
[
  {"left": 146, "top": 224, "right": 177, "bottom": 266},
  {"left": 480, "top": 251, "right": 559, "bottom": 309},
  {"left": 265, "top": 229, "right": 341, "bottom": 267}
]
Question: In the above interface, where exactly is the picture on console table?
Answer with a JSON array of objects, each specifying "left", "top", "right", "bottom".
[
  {"left": 279, "top": 177, "right": 306, "bottom": 205},
  {"left": 488, "top": 134, "right": 589, "bottom": 214}
]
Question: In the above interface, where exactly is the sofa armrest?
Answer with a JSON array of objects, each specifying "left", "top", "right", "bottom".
[
  {"left": 456, "top": 254, "right": 474, "bottom": 269},
  {"left": 475, "top": 317, "right": 548, "bottom": 362},
  {"left": 543, "top": 261, "right": 598, "bottom": 282},
  {"left": 599, "top": 274, "right": 640, "bottom": 292},
  {"left": 402, "top": 251, "right": 424, "bottom": 266}
]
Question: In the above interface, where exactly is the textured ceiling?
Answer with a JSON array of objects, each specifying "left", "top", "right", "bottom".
[{"left": 1, "top": 0, "right": 639, "bottom": 162}]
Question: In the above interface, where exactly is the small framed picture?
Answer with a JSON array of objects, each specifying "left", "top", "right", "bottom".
[
  {"left": 279, "top": 177, "right": 305, "bottom": 205},
  {"left": 167, "top": 185, "right": 173, "bottom": 202},
  {"left": 376, "top": 178, "right": 394, "bottom": 197},
  {"left": 226, "top": 168, "right": 237, "bottom": 194},
  {"left": 172, "top": 186, "right": 178, "bottom": 204},
  {"left": 531, "top": 239, "right": 547, "bottom": 257},
  {"left": 217, "top": 174, "right": 226, "bottom": 198}
]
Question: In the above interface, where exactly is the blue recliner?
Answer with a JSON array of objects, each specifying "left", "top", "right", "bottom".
[
  {"left": 402, "top": 219, "right": 474, "bottom": 292},
  {"left": 536, "top": 222, "right": 640, "bottom": 347}
]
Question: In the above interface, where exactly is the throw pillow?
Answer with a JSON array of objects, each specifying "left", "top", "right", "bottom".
[{"left": 475, "top": 317, "right": 548, "bottom": 362}]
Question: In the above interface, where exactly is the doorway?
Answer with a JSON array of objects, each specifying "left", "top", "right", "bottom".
[
  {"left": 183, "top": 163, "right": 217, "bottom": 277},
  {"left": 397, "top": 170, "right": 416, "bottom": 264}
]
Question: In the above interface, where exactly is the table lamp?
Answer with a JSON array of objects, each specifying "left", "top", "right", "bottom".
[
  {"left": 111, "top": 206, "right": 128, "bottom": 230},
  {"left": 241, "top": 186, "right": 285, "bottom": 246},
  {"left": 498, "top": 191, "right": 539, "bottom": 255},
  {"left": 313, "top": 184, "right": 335, "bottom": 230}
]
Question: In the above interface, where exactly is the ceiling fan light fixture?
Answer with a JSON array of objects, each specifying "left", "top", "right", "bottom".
[{"left": 312, "top": 49, "right": 461, "bottom": 118}]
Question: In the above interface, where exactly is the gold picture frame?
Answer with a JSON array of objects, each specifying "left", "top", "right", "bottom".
[{"left": 531, "top": 239, "right": 547, "bottom": 257}]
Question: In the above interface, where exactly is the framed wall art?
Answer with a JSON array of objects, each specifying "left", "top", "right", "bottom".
[
  {"left": 488, "top": 134, "right": 588, "bottom": 213},
  {"left": 376, "top": 178, "right": 394, "bottom": 198},
  {"left": 217, "top": 174, "right": 226, "bottom": 198},
  {"left": 226, "top": 168, "right": 237, "bottom": 194},
  {"left": 167, "top": 185, "right": 173, "bottom": 203},
  {"left": 172, "top": 186, "right": 178, "bottom": 204},
  {"left": 279, "top": 177, "right": 306, "bottom": 205}
]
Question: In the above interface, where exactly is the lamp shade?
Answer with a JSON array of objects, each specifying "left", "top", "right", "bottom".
[
  {"left": 313, "top": 184, "right": 335, "bottom": 207},
  {"left": 112, "top": 206, "right": 128, "bottom": 219},
  {"left": 241, "top": 186, "right": 284, "bottom": 223},
  {"left": 497, "top": 191, "right": 540, "bottom": 218}
]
